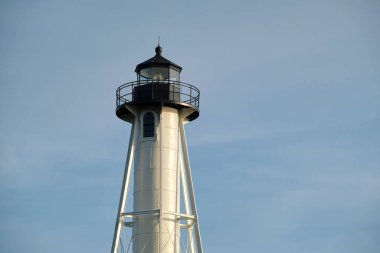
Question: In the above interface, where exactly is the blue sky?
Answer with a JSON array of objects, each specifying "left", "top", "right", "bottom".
[{"left": 1, "top": 0, "right": 379, "bottom": 252}]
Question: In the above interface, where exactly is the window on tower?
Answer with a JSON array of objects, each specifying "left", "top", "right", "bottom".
[{"left": 143, "top": 112, "right": 155, "bottom": 138}]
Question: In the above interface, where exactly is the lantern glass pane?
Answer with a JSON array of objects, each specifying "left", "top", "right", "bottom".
[
  {"left": 169, "top": 68, "right": 180, "bottom": 81},
  {"left": 139, "top": 67, "right": 169, "bottom": 81}
]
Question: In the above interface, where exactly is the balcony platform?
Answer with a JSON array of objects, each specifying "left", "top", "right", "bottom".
[{"left": 116, "top": 80, "right": 200, "bottom": 122}]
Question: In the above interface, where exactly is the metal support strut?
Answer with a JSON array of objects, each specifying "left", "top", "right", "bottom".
[
  {"left": 179, "top": 117, "right": 203, "bottom": 253},
  {"left": 111, "top": 113, "right": 139, "bottom": 253}
]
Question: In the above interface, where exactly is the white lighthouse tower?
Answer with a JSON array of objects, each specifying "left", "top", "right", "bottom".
[{"left": 111, "top": 45, "right": 203, "bottom": 253}]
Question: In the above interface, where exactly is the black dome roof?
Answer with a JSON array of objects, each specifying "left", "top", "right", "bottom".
[{"left": 135, "top": 45, "right": 182, "bottom": 73}]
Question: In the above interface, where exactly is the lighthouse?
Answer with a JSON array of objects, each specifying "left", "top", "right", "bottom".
[{"left": 111, "top": 45, "right": 203, "bottom": 253}]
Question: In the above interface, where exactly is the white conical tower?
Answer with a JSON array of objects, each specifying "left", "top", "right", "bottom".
[{"left": 111, "top": 45, "right": 203, "bottom": 253}]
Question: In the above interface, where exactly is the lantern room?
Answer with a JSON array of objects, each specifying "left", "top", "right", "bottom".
[{"left": 135, "top": 45, "right": 182, "bottom": 82}]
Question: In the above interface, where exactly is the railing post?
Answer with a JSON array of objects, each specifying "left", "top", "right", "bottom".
[{"left": 190, "top": 86, "right": 192, "bottom": 105}]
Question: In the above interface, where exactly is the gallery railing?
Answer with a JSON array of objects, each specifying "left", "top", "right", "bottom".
[{"left": 116, "top": 80, "right": 200, "bottom": 110}]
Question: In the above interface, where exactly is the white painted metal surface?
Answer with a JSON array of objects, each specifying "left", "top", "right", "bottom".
[
  {"left": 133, "top": 107, "right": 180, "bottom": 253},
  {"left": 112, "top": 105, "right": 202, "bottom": 253}
]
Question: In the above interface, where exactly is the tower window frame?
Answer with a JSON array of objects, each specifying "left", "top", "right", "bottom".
[{"left": 142, "top": 112, "right": 156, "bottom": 139}]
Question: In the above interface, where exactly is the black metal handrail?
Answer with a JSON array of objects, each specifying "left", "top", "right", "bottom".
[{"left": 116, "top": 80, "right": 200, "bottom": 109}]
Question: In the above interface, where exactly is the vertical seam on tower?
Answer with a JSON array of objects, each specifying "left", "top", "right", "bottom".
[
  {"left": 159, "top": 105, "right": 163, "bottom": 253},
  {"left": 175, "top": 111, "right": 181, "bottom": 253}
]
